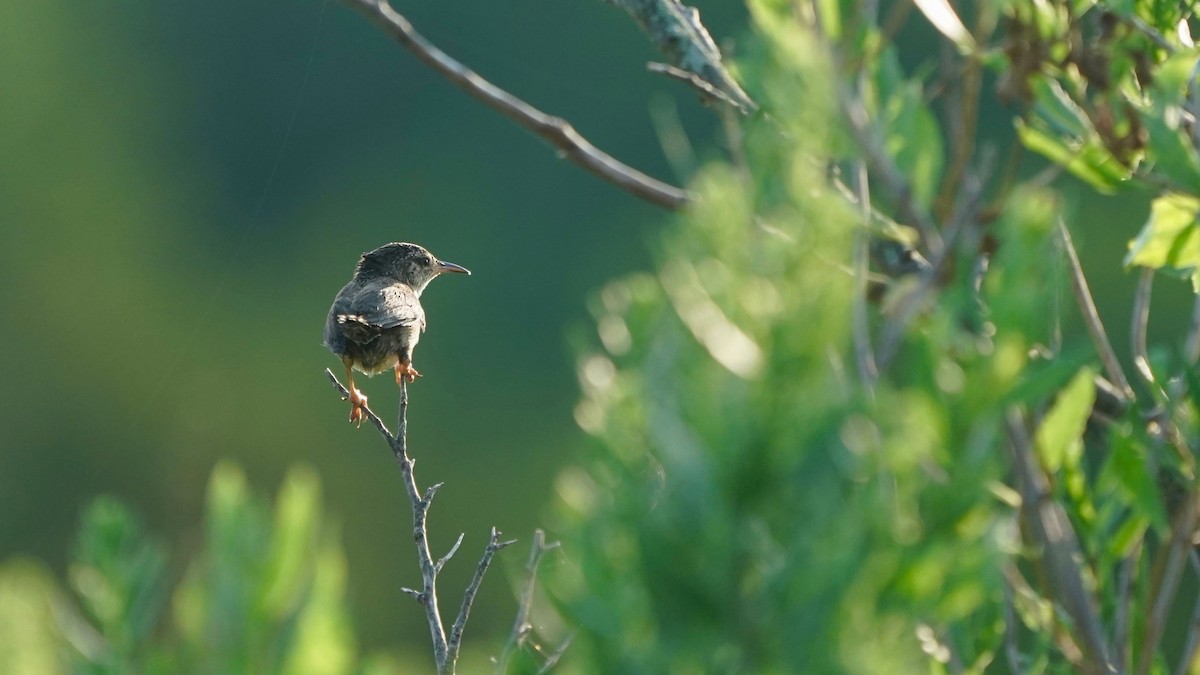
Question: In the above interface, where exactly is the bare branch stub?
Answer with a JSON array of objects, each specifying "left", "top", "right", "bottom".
[
  {"left": 340, "top": 0, "right": 691, "bottom": 210},
  {"left": 608, "top": 0, "right": 756, "bottom": 113}
]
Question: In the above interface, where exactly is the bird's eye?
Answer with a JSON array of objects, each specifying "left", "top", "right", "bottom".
[{"left": 422, "top": 256, "right": 432, "bottom": 265}]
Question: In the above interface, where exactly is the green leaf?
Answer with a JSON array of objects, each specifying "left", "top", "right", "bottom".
[
  {"left": 875, "top": 51, "right": 944, "bottom": 208},
  {"left": 911, "top": 0, "right": 974, "bottom": 49},
  {"left": 1031, "top": 78, "right": 1089, "bottom": 138},
  {"left": 1105, "top": 432, "right": 1169, "bottom": 534},
  {"left": 1034, "top": 367, "right": 1095, "bottom": 473},
  {"left": 1142, "top": 112, "right": 1200, "bottom": 195},
  {"left": 1015, "top": 121, "right": 1130, "bottom": 193},
  {"left": 70, "top": 497, "right": 168, "bottom": 650},
  {"left": 1151, "top": 51, "right": 1200, "bottom": 102},
  {"left": 0, "top": 561, "right": 68, "bottom": 675},
  {"left": 1107, "top": 514, "right": 1149, "bottom": 559},
  {"left": 1125, "top": 192, "right": 1200, "bottom": 289}
]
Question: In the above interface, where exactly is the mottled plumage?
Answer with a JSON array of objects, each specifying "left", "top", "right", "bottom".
[{"left": 324, "top": 242, "right": 469, "bottom": 422}]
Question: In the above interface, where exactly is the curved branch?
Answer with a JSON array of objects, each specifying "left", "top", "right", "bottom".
[{"left": 342, "top": 0, "right": 692, "bottom": 210}]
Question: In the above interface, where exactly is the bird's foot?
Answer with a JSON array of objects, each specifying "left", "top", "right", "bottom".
[
  {"left": 347, "top": 388, "right": 368, "bottom": 425},
  {"left": 395, "top": 362, "right": 422, "bottom": 384}
]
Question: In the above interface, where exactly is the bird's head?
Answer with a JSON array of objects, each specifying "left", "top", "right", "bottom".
[{"left": 355, "top": 242, "right": 470, "bottom": 293}]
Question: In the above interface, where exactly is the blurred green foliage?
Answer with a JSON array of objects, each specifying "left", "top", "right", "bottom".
[
  {"left": 8, "top": 0, "right": 1200, "bottom": 673},
  {"left": 541, "top": 0, "right": 1200, "bottom": 673},
  {"left": 0, "top": 463, "right": 397, "bottom": 675}
]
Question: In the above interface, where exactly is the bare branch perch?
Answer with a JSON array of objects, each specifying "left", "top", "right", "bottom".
[
  {"left": 340, "top": 0, "right": 692, "bottom": 210},
  {"left": 324, "top": 368, "right": 511, "bottom": 674}
]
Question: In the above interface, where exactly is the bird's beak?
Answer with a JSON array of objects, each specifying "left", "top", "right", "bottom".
[{"left": 436, "top": 260, "right": 471, "bottom": 276}]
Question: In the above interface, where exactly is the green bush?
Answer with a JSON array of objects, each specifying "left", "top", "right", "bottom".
[
  {"left": 0, "top": 463, "right": 390, "bottom": 675},
  {"left": 546, "top": 1, "right": 1200, "bottom": 673}
]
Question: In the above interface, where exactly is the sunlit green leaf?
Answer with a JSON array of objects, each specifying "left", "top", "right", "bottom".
[
  {"left": 1015, "top": 121, "right": 1130, "bottom": 193},
  {"left": 1034, "top": 367, "right": 1095, "bottom": 473},
  {"left": 1125, "top": 192, "right": 1200, "bottom": 289},
  {"left": 1107, "top": 514, "right": 1149, "bottom": 559},
  {"left": 874, "top": 51, "right": 945, "bottom": 209},
  {"left": 1031, "top": 78, "right": 1090, "bottom": 138},
  {"left": 1105, "top": 432, "right": 1169, "bottom": 534},
  {"left": 1142, "top": 112, "right": 1200, "bottom": 196},
  {"left": 911, "top": 0, "right": 974, "bottom": 48},
  {"left": 1151, "top": 51, "right": 1200, "bottom": 102}
]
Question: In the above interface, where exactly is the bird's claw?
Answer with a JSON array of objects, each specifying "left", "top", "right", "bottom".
[
  {"left": 395, "top": 363, "right": 422, "bottom": 384},
  {"left": 347, "top": 388, "right": 368, "bottom": 426}
]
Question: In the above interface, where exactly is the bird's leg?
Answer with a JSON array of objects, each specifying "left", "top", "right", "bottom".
[
  {"left": 343, "top": 361, "right": 368, "bottom": 425},
  {"left": 395, "top": 356, "right": 421, "bottom": 384}
]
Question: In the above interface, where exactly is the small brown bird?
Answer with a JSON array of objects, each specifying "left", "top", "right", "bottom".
[{"left": 324, "top": 242, "right": 470, "bottom": 423}]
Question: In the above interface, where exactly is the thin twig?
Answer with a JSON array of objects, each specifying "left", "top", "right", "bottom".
[
  {"left": 1003, "top": 579, "right": 1023, "bottom": 673},
  {"left": 1185, "top": 294, "right": 1200, "bottom": 364},
  {"left": 1131, "top": 267, "right": 1156, "bottom": 392},
  {"left": 850, "top": 162, "right": 878, "bottom": 392},
  {"left": 537, "top": 633, "right": 575, "bottom": 674},
  {"left": 1138, "top": 490, "right": 1200, "bottom": 675},
  {"left": 325, "top": 368, "right": 510, "bottom": 674},
  {"left": 1108, "top": 7, "right": 1176, "bottom": 53},
  {"left": 448, "top": 527, "right": 518, "bottom": 669},
  {"left": 1004, "top": 407, "right": 1117, "bottom": 674},
  {"left": 1173, "top": 551, "right": 1200, "bottom": 675},
  {"left": 495, "top": 529, "right": 563, "bottom": 673},
  {"left": 1113, "top": 546, "right": 1140, "bottom": 672},
  {"left": 1057, "top": 219, "right": 1135, "bottom": 402},
  {"left": 341, "top": 0, "right": 691, "bottom": 210},
  {"left": 838, "top": 85, "right": 942, "bottom": 252},
  {"left": 647, "top": 62, "right": 745, "bottom": 111},
  {"left": 436, "top": 533, "right": 466, "bottom": 574}
]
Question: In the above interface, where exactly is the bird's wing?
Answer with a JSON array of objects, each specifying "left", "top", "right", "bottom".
[{"left": 334, "top": 282, "right": 425, "bottom": 332}]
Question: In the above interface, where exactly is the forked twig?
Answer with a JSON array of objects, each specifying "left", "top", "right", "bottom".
[
  {"left": 324, "top": 368, "right": 512, "bottom": 674},
  {"left": 449, "top": 528, "right": 517, "bottom": 667},
  {"left": 495, "top": 529, "right": 563, "bottom": 673}
]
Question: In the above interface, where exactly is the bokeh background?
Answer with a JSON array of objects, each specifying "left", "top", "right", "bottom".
[
  {"left": 0, "top": 0, "right": 744, "bottom": 663},
  {"left": 0, "top": 0, "right": 1192, "bottom": 669}
]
